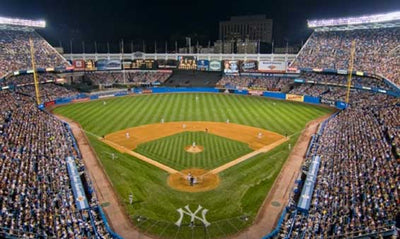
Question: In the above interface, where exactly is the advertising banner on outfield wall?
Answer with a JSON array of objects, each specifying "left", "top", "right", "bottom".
[
  {"left": 258, "top": 61, "right": 286, "bottom": 72},
  {"left": 321, "top": 98, "right": 336, "bottom": 107},
  {"left": 197, "top": 60, "right": 209, "bottom": 71},
  {"left": 248, "top": 90, "right": 264, "bottom": 96},
  {"left": 240, "top": 60, "right": 258, "bottom": 72},
  {"left": 286, "top": 94, "right": 304, "bottom": 102},
  {"left": 72, "top": 98, "right": 90, "bottom": 103},
  {"left": 96, "top": 59, "right": 122, "bottom": 70},
  {"left": 224, "top": 60, "right": 239, "bottom": 74},
  {"left": 142, "top": 89, "right": 153, "bottom": 94},
  {"left": 209, "top": 60, "right": 222, "bottom": 71},
  {"left": 44, "top": 101, "right": 55, "bottom": 107}
]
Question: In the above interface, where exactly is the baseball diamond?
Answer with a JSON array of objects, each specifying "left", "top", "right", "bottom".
[{"left": 53, "top": 93, "right": 333, "bottom": 239}]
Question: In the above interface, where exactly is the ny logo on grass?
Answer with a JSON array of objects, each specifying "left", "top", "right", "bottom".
[{"left": 175, "top": 205, "right": 211, "bottom": 227}]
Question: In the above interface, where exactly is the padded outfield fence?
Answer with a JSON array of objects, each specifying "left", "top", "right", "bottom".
[{"left": 39, "top": 86, "right": 350, "bottom": 110}]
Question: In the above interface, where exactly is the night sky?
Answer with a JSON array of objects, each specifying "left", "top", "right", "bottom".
[{"left": 2, "top": 0, "right": 399, "bottom": 52}]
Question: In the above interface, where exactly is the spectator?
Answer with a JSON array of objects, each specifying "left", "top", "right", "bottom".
[
  {"left": 0, "top": 28, "right": 69, "bottom": 77},
  {"left": 279, "top": 92, "right": 400, "bottom": 238},
  {"left": 0, "top": 91, "right": 111, "bottom": 238},
  {"left": 291, "top": 28, "right": 400, "bottom": 86}
]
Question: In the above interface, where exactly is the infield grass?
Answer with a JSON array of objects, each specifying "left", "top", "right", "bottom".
[
  {"left": 54, "top": 93, "right": 333, "bottom": 239},
  {"left": 135, "top": 131, "right": 252, "bottom": 170}
]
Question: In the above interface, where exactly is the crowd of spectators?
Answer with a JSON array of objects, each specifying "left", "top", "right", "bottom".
[
  {"left": 217, "top": 76, "right": 294, "bottom": 91},
  {"left": 1, "top": 73, "right": 58, "bottom": 87},
  {"left": 216, "top": 72, "right": 395, "bottom": 94},
  {"left": 279, "top": 92, "right": 400, "bottom": 238},
  {"left": 377, "top": 51, "right": 400, "bottom": 87},
  {"left": 292, "top": 27, "right": 400, "bottom": 86},
  {"left": 0, "top": 91, "right": 111, "bottom": 238},
  {"left": 0, "top": 72, "right": 78, "bottom": 102},
  {"left": 84, "top": 71, "right": 172, "bottom": 86},
  {"left": 16, "top": 83, "right": 79, "bottom": 102},
  {"left": 217, "top": 76, "right": 254, "bottom": 89},
  {"left": 288, "top": 84, "right": 329, "bottom": 96},
  {"left": 0, "top": 28, "right": 69, "bottom": 77},
  {"left": 299, "top": 72, "right": 390, "bottom": 90}
]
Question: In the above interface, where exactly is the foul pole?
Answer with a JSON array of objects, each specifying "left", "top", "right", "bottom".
[
  {"left": 346, "top": 40, "right": 356, "bottom": 104},
  {"left": 29, "top": 37, "right": 41, "bottom": 105}
]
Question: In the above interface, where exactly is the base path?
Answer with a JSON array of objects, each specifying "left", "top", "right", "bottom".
[
  {"left": 54, "top": 115, "right": 154, "bottom": 239},
  {"left": 101, "top": 138, "right": 180, "bottom": 174},
  {"left": 168, "top": 137, "right": 288, "bottom": 192},
  {"left": 207, "top": 137, "right": 289, "bottom": 175}
]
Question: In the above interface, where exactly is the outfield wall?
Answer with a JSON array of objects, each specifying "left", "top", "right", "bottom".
[{"left": 42, "top": 87, "right": 349, "bottom": 110}]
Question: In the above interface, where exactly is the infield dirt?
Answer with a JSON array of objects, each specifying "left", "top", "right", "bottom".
[
  {"left": 184, "top": 145, "right": 204, "bottom": 153},
  {"left": 103, "top": 121, "right": 284, "bottom": 151},
  {"left": 168, "top": 168, "right": 220, "bottom": 192}
]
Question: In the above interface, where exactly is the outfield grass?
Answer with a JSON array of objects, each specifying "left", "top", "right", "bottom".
[
  {"left": 54, "top": 93, "right": 331, "bottom": 136},
  {"left": 54, "top": 93, "right": 333, "bottom": 239},
  {"left": 135, "top": 131, "right": 253, "bottom": 170}
]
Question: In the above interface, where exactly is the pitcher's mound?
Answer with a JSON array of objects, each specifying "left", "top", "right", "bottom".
[
  {"left": 184, "top": 145, "right": 204, "bottom": 153},
  {"left": 168, "top": 168, "right": 219, "bottom": 192}
]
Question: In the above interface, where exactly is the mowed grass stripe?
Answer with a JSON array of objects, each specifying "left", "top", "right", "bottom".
[
  {"left": 102, "top": 98, "right": 134, "bottom": 133},
  {"left": 280, "top": 102, "right": 311, "bottom": 128},
  {"left": 211, "top": 94, "right": 227, "bottom": 122},
  {"left": 253, "top": 98, "right": 282, "bottom": 133},
  {"left": 231, "top": 95, "right": 257, "bottom": 127},
  {"left": 239, "top": 96, "right": 269, "bottom": 129},
  {"left": 55, "top": 93, "right": 332, "bottom": 136},
  {"left": 220, "top": 95, "right": 244, "bottom": 125},
  {"left": 109, "top": 98, "right": 138, "bottom": 133}
]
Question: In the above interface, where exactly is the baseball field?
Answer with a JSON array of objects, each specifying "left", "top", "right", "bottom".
[{"left": 53, "top": 93, "right": 333, "bottom": 239}]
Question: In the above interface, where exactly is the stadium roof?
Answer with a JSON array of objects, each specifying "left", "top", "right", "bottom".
[
  {"left": 0, "top": 16, "right": 46, "bottom": 28},
  {"left": 308, "top": 11, "right": 400, "bottom": 31}
]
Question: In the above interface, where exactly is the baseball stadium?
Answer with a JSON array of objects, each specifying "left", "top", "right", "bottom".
[{"left": 0, "top": 5, "right": 399, "bottom": 239}]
